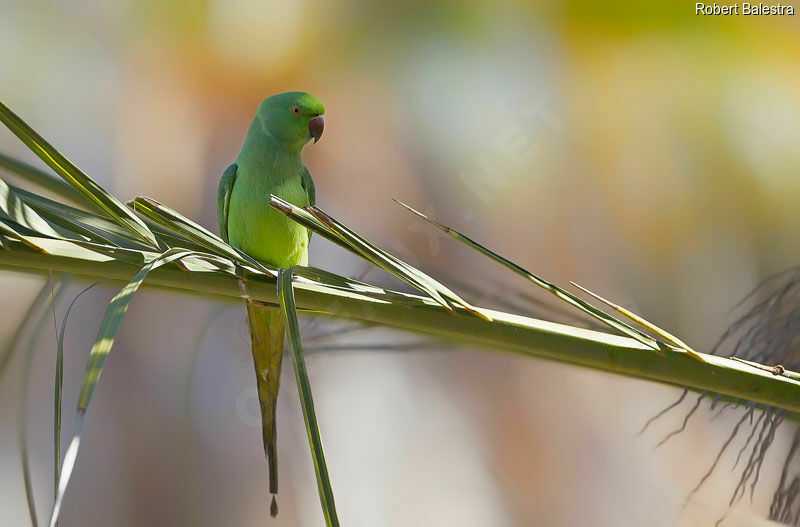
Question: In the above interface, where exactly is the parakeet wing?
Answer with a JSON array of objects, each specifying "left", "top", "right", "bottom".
[
  {"left": 301, "top": 166, "right": 315, "bottom": 242},
  {"left": 301, "top": 165, "right": 315, "bottom": 206},
  {"left": 217, "top": 162, "right": 238, "bottom": 242}
]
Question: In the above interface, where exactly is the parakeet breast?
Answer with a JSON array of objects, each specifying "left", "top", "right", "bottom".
[{"left": 226, "top": 154, "right": 310, "bottom": 268}]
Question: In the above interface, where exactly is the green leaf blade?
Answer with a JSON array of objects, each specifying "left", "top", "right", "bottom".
[
  {"left": 128, "top": 196, "right": 270, "bottom": 273},
  {"left": 0, "top": 102, "right": 159, "bottom": 248},
  {"left": 48, "top": 248, "right": 196, "bottom": 527},
  {"left": 54, "top": 279, "right": 110, "bottom": 503},
  {"left": 0, "top": 152, "right": 84, "bottom": 204},
  {"left": 277, "top": 267, "right": 339, "bottom": 527},
  {"left": 393, "top": 199, "right": 661, "bottom": 350},
  {"left": 270, "top": 196, "right": 486, "bottom": 318},
  {"left": 9, "top": 184, "right": 156, "bottom": 249}
]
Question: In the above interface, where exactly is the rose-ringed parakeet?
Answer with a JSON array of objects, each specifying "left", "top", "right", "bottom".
[{"left": 217, "top": 92, "right": 324, "bottom": 517}]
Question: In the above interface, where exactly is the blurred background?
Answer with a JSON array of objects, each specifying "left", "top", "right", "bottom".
[{"left": 1, "top": 1, "right": 800, "bottom": 525}]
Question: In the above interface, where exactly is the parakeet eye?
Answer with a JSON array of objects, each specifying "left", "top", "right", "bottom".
[{"left": 290, "top": 105, "right": 303, "bottom": 115}]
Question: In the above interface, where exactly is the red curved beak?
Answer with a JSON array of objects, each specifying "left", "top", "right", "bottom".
[{"left": 309, "top": 115, "right": 324, "bottom": 143}]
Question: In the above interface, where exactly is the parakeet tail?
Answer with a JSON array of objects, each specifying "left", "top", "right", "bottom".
[{"left": 245, "top": 302, "right": 285, "bottom": 517}]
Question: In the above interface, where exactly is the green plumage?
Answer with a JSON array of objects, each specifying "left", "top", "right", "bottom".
[{"left": 217, "top": 92, "right": 324, "bottom": 517}]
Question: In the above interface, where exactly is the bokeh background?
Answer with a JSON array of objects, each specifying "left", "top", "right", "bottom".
[{"left": 2, "top": 1, "right": 800, "bottom": 526}]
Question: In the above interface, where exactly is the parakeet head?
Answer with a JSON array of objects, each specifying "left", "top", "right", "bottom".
[{"left": 256, "top": 92, "right": 325, "bottom": 150}]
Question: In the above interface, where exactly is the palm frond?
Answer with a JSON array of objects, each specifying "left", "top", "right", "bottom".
[
  {"left": 1, "top": 99, "right": 800, "bottom": 525},
  {"left": 392, "top": 199, "right": 662, "bottom": 351},
  {"left": 277, "top": 267, "right": 338, "bottom": 526},
  {"left": 0, "top": 101, "right": 159, "bottom": 248}
]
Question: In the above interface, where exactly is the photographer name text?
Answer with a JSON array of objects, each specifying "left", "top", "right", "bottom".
[{"left": 696, "top": 3, "right": 795, "bottom": 14}]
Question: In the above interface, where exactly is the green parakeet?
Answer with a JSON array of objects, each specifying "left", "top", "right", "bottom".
[{"left": 217, "top": 92, "right": 324, "bottom": 517}]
